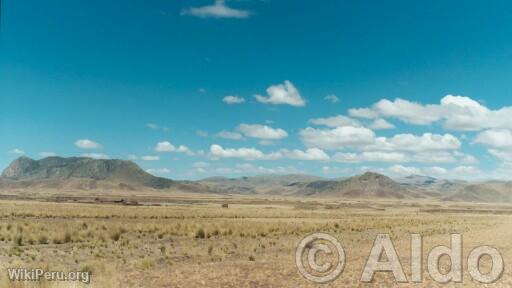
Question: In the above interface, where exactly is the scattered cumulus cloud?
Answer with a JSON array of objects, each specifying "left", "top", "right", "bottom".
[
  {"left": 258, "top": 139, "right": 275, "bottom": 146},
  {"left": 154, "top": 141, "right": 193, "bottom": 155},
  {"left": 334, "top": 151, "right": 407, "bottom": 163},
  {"left": 146, "top": 123, "right": 169, "bottom": 132},
  {"left": 365, "top": 133, "right": 461, "bottom": 153},
  {"left": 254, "top": 81, "right": 306, "bottom": 107},
  {"left": 350, "top": 95, "right": 512, "bottom": 131},
  {"left": 209, "top": 144, "right": 329, "bottom": 161},
  {"left": 237, "top": 124, "right": 288, "bottom": 140},
  {"left": 194, "top": 162, "right": 302, "bottom": 175},
  {"left": 282, "top": 148, "right": 330, "bottom": 161},
  {"left": 222, "top": 95, "right": 245, "bottom": 104},
  {"left": 216, "top": 130, "right": 244, "bottom": 140},
  {"left": 141, "top": 156, "right": 160, "bottom": 161},
  {"left": 146, "top": 123, "right": 159, "bottom": 130},
  {"left": 9, "top": 148, "right": 25, "bottom": 155},
  {"left": 39, "top": 152, "right": 57, "bottom": 157},
  {"left": 324, "top": 94, "right": 340, "bottom": 103},
  {"left": 181, "top": 0, "right": 251, "bottom": 19},
  {"left": 348, "top": 107, "right": 379, "bottom": 119},
  {"left": 75, "top": 139, "right": 101, "bottom": 149},
  {"left": 209, "top": 144, "right": 280, "bottom": 161},
  {"left": 474, "top": 129, "right": 512, "bottom": 165},
  {"left": 386, "top": 165, "right": 421, "bottom": 176},
  {"left": 474, "top": 129, "right": 512, "bottom": 149},
  {"left": 369, "top": 119, "right": 395, "bottom": 130},
  {"left": 300, "top": 126, "right": 376, "bottom": 150}
]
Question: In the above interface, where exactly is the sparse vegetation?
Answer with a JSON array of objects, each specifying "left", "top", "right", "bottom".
[{"left": 0, "top": 199, "right": 511, "bottom": 287}]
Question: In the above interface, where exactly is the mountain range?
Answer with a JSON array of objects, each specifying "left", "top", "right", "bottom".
[
  {"left": 0, "top": 156, "right": 208, "bottom": 193},
  {"left": 1, "top": 156, "right": 511, "bottom": 203}
]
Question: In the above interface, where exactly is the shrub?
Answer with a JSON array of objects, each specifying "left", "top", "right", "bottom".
[{"left": 195, "top": 228, "right": 206, "bottom": 239}]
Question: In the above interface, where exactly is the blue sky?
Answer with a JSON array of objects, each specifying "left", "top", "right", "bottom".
[{"left": 2, "top": 0, "right": 512, "bottom": 180}]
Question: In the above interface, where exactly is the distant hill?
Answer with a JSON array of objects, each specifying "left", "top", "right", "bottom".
[
  {"left": 0, "top": 156, "right": 205, "bottom": 192},
  {"left": 2, "top": 157, "right": 511, "bottom": 203},
  {"left": 444, "top": 181, "right": 512, "bottom": 203},
  {"left": 199, "top": 174, "right": 326, "bottom": 195},
  {"left": 395, "top": 174, "right": 468, "bottom": 197},
  {"left": 292, "top": 172, "right": 424, "bottom": 199}
]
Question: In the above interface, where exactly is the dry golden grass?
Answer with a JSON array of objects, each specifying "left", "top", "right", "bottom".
[{"left": 0, "top": 199, "right": 511, "bottom": 287}]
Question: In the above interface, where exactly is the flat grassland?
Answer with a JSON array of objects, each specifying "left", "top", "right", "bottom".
[{"left": 0, "top": 198, "right": 511, "bottom": 287}]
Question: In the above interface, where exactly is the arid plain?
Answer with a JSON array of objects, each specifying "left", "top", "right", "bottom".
[
  {"left": 1, "top": 195, "right": 511, "bottom": 287},
  {"left": 1, "top": 157, "right": 512, "bottom": 287}
]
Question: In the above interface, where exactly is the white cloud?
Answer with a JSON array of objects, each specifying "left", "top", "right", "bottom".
[
  {"left": 254, "top": 80, "right": 305, "bottom": 107},
  {"left": 208, "top": 145, "right": 329, "bottom": 161},
  {"left": 237, "top": 124, "right": 288, "bottom": 140},
  {"left": 333, "top": 151, "right": 407, "bottom": 163},
  {"left": 348, "top": 107, "right": 379, "bottom": 119},
  {"left": 234, "top": 163, "right": 301, "bottom": 174},
  {"left": 423, "top": 166, "right": 448, "bottom": 177},
  {"left": 259, "top": 139, "right": 275, "bottom": 146},
  {"left": 39, "top": 152, "right": 57, "bottom": 157},
  {"left": 9, "top": 148, "right": 25, "bottom": 155},
  {"left": 154, "top": 141, "right": 176, "bottom": 152},
  {"left": 181, "top": 0, "right": 250, "bottom": 19},
  {"left": 222, "top": 95, "right": 245, "bottom": 104},
  {"left": 324, "top": 94, "right": 339, "bottom": 103},
  {"left": 75, "top": 139, "right": 101, "bottom": 149},
  {"left": 371, "top": 133, "right": 461, "bottom": 152},
  {"left": 350, "top": 95, "right": 512, "bottom": 131},
  {"left": 460, "top": 154, "right": 479, "bottom": 165},
  {"left": 301, "top": 124, "right": 464, "bottom": 164},
  {"left": 473, "top": 129, "right": 512, "bottom": 166},
  {"left": 146, "top": 168, "right": 171, "bottom": 175},
  {"left": 196, "top": 162, "right": 302, "bottom": 175},
  {"left": 474, "top": 129, "right": 512, "bottom": 149},
  {"left": 372, "top": 98, "right": 442, "bottom": 125},
  {"left": 386, "top": 165, "right": 421, "bottom": 176},
  {"left": 309, "top": 115, "right": 360, "bottom": 128},
  {"left": 369, "top": 118, "right": 395, "bottom": 130},
  {"left": 209, "top": 144, "right": 280, "bottom": 160},
  {"left": 300, "top": 126, "right": 376, "bottom": 150},
  {"left": 488, "top": 149, "right": 512, "bottom": 163},
  {"left": 154, "top": 141, "right": 193, "bottom": 155},
  {"left": 146, "top": 123, "right": 159, "bottom": 130},
  {"left": 282, "top": 148, "right": 330, "bottom": 161},
  {"left": 216, "top": 130, "right": 244, "bottom": 140},
  {"left": 411, "top": 151, "right": 457, "bottom": 164},
  {"left": 141, "top": 156, "right": 160, "bottom": 161},
  {"left": 82, "top": 153, "right": 109, "bottom": 159},
  {"left": 449, "top": 166, "right": 483, "bottom": 179},
  {"left": 146, "top": 123, "right": 169, "bottom": 132}
]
